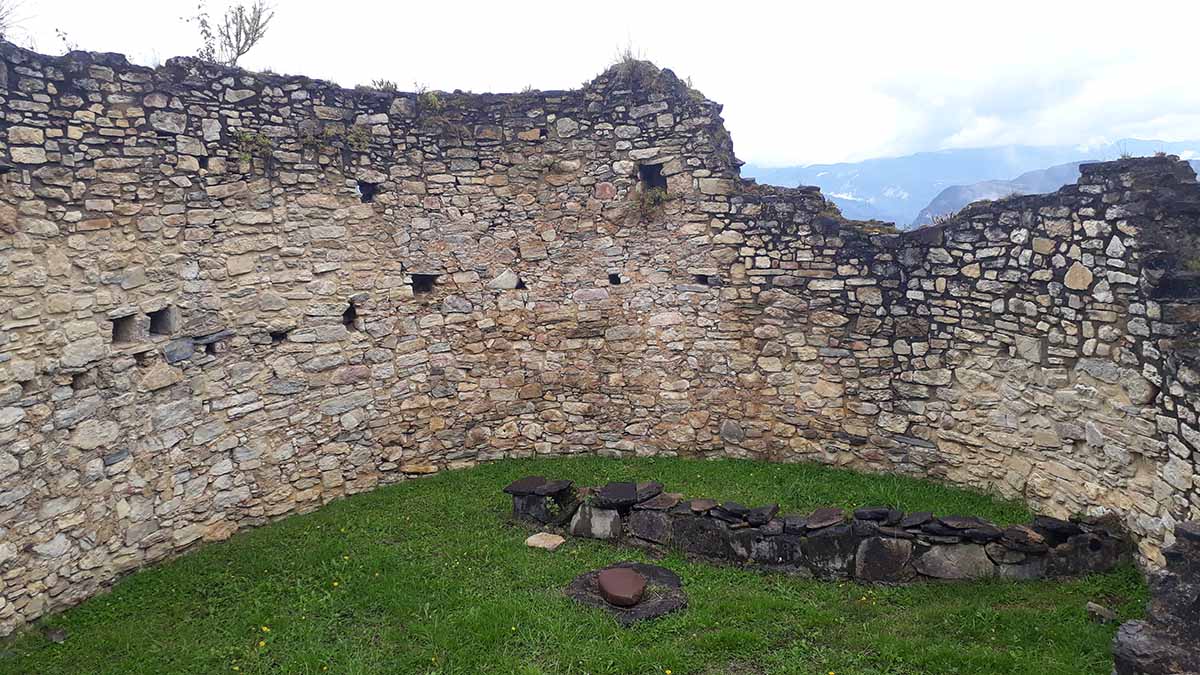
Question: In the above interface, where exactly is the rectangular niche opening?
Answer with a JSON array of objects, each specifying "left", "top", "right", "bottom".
[
  {"left": 608, "top": 273, "right": 622, "bottom": 285},
  {"left": 270, "top": 329, "right": 289, "bottom": 344},
  {"left": 411, "top": 273, "right": 438, "bottom": 294},
  {"left": 148, "top": 307, "right": 177, "bottom": 336},
  {"left": 357, "top": 180, "right": 379, "bottom": 203},
  {"left": 111, "top": 315, "right": 137, "bottom": 344},
  {"left": 342, "top": 302, "right": 360, "bottom": 331},
  {"left": 694, "top": 274, "right": 713, "bottom": 286},
  {"left": 639, "top": 163, "right": 667, "bottom": 191}
]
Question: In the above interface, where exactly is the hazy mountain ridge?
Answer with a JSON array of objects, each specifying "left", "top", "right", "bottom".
[
  {"left": 913, "top": 159, "right": 1200, "bottom": 226},
  {"left": 742, "top": 139, "right": 1200, "bottom": 228}
]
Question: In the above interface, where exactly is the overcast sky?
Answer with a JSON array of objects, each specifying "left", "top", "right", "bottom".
[{"left": 8, "top": 0, "right": 1200, "bottom": 166}]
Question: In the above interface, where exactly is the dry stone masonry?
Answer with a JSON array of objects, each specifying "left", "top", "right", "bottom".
[
  {"left": 1, "top": 40, "right": 1199, "bottom": 636},
  {"left": 505, "top": 476, "right": 1130, "bottom": 582}
]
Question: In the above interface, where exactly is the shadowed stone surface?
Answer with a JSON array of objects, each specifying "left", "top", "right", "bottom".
[{"left": 1113, "top": 521, "right": 1200, "bottom": 674}]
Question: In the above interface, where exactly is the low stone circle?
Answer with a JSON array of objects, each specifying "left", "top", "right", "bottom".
[
  {"left": 505, "top": 475, "right": 1131, "bottom": 583},
  {"left": 565, "top": 562, "right": 687, "bottom": 626}
]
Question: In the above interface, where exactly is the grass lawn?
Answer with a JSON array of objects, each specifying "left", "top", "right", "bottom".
[{"left": 0, "top": 457, "right": 1146, "bottom": 675}]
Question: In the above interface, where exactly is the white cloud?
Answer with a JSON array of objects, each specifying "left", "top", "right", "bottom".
[{"left": 12, "top": 0, "right": 1200, "bottom": 166}]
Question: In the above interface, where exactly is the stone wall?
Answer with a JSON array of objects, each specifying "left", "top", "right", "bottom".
[{"left": 1, "top": 40, "right": 1198, "bottom": 635}]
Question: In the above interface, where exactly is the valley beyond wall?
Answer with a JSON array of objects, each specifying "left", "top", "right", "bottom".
[{"left": 1, "top": 42, "right": 1198, "bottom": 635}]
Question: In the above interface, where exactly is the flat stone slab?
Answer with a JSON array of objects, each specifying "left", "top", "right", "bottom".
[
  {"left": 565, "top": 562, "right": 687, "bottom": 626},
  {"left": 503, "top": 475, "right": 547, "bottom": 496},
  {"left": 597, "top": 567, "right": 646, "bottom": 607},
  {"left": 633, "top": 493, "right": 679, "bottom": 511},
  {"left": 593, "top": 481, "right": 638, "bottom": 509},
  {"left": 806, "top": 507, "right": 845, "bottom": 530},
  {"left": 525, "top": 532, "right": 565, "bottom": 551}
]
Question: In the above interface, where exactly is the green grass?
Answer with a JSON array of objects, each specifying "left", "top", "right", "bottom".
[{"left": 0, "top": 457, "right": 1145, "bottom": 675}]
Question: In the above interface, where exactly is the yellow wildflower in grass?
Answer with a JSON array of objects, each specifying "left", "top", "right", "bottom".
[
  {"left": 258, "top": 640, "right": 266, "bottom": 648},
  {"left": 261, "top": 626, "right": 270, "bottom": 633}
]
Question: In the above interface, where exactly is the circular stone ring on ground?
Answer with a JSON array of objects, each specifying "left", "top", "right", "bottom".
[{"left": 565, "top": 562, "right": 687, "bottom": 626}]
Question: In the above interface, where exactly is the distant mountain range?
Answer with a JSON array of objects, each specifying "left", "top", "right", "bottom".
[{"left": 742, "top": 139, "right": 1200, "bottom": 229}]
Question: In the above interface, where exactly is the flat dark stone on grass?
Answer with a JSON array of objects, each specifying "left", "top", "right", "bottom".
[
  {"left": 566, "top": 562, "right": 687, "bottom": 626},
  {"left": 633, "top": 492, "right": 679, "bottom": 511},
  {"left": 747, "top": 504, "right": 779, "bottom": 526},
  {"left": 900, "top": 511, "right": 933, "bottom": 528},
  {"left": 806, "top": 507, "right": 845, "bottom": 530},
  {"left": 594, "top": 482, "right": 638, "bottom": 509},
  {"left": 939, "top": 515, "right": 988, "bottom": 530},
  {"left": 854, "top": 506, "right": 892, "bottom": 521},
  {"left": 709, "top": 507, "right": 744, "bottom": 524},
  {"left": 1033, "top": 516, "right": 1084, "bottom": 546},
  {"left": 720, "top": 502, "right": 750, "bottom": 518},
  {"left": 1002, "top": 525, "right": 1049, "bottom": 553},
  {"left": 635, "top": 481, "right": 664, "bottom": 502},
  {"left": 963, "top": 525, "right": 1002, "bottom": 543},
  {"left": 533, "top": 479, "right": 573, "bottom": 497},
  {"left": 503, "top": 475, "right": 546, "bottom": 496}
]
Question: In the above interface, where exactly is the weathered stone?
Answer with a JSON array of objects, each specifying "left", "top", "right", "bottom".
[
  {"left": 855, "top": 536, "right": 915, "bottom": 583},
  {"left": 914, "top": 544, "right": 995, "bottom": 580},
  {"left": 1064, "top": 261, "right": 1094, "bottom": 290},
  {"left": 805, "top": 507, "right": 845, "bottom": 530},
  {"left": 525, "top": 532, "right": 566, "bottom": 552},
  {"left": 570, "top": 505, "right": 621, "bottom": 540},
  {"left": 597, "top": 567, "right": 646, "bottom": 607}
]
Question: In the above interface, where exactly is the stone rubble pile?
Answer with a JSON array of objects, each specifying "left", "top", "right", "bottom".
[{"left": 506, "top": 476, "right": 1130, "bottom": 582}]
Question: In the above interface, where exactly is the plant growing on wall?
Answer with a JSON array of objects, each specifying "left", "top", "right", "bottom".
[
  {"left": 188, "top": 1, "right": 274, "bottom": 67},
  {"left": 233, "top": 129, "right": 272, "bottom": 164},
  {"left": 634, "top": 186, "right": 669, "bottom": 222}
]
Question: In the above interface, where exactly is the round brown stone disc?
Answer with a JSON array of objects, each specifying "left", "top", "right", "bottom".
[{"left": 597, "top": 567, "right": 646, "bottom": 607}]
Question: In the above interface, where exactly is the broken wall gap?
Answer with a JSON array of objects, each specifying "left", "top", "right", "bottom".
[{"left": 357, "top": 180, "right": 379, "bottom": 203}]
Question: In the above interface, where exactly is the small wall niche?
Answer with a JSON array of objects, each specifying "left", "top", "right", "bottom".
[
  {"left": 356, "top": 180, "right": 379, "bottom": 203},
  {"left": 205, "top": 341, "right": 221, "bottom": 356},
  {"left": 411, "top": 273, "right": 438, "bottom": 294},
  {"left": 111, "top": 315, "right": 137, "bottom": 344},
  {"left": 639, "top": 163, "right": 667, "bottom": 191},
  {"left": 198, "top": 156, "right": 209, "bottom": 170},
  {"left": 608, "top": 273, "right": 622, "bottom": 286},
  {"left": 269, "top": 329, "right": 290, "bottom": 344},
  {"left": 148, "top": 307, "right": 177, "bottom": 336},
  {"left": 71, "top": 372, "right": 91, "bottom": 391},
  {"left": 342, "top": 302, "right": 360, "bottom": 330},
  {"left": 515, "top": 277, "right": 527, "bottom": 289},
  {"left": 694, "top": 274, "right": 713, "bottom": 286}
]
